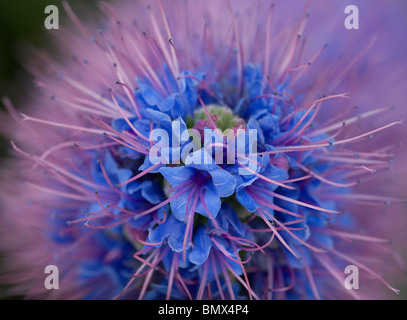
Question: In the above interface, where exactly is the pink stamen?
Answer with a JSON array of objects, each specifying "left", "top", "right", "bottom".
[
  {"left": 210, "top": 255, "right": 225, "bottom": 300},
  {"left": 263, "top": 5, "right": 274, "bottom": 82},
  {"left": 182, "top": 185, "right": 200, "bottom": 262},
  {"left": 252, "top": 185, "right": 341, "bottom": 215},
  {"left": 238, "top": 162, "right": 296, "bottom": 190},
  {"left": 322, "top": 245, "right": 400, "bottom": 294},
  {"left": 247, "top": 189, "right": 303, "bottom": 218},
  {"left": 110, "top": 91, "right": 149, "bottom": 141},
  {"left": 218, "top": 253, "right": 235, "bottom": 300},
  {"left": 220, "top": 253, "right": 260, "bottom": 300},
  {"left": 198, "top": 96, "right": 219, "bottom": 130},
  {"left": 314, "top": 254, "right": 361, "bottom": 300},
  {"left": 313, "top": 228, "right": 389, "bottom": 244},
  {"left": 297, "top": 162, "right": 357, "bottom": 188},
  {"left": 199, "top": 188, "right": 221, "bottom": 232},
  {"left": 257, "top": 208, "right": 301, "bottom": 260},
  {"left": 20, "top": 113, "right": 109, "bottom": 135},
  {"left": 166, "top": 252, "right": 178, "bottom": 300},
  {"left": 225, "top": 0, "right": 243, "bottom": 97},
  {"left": 259, "top": 121, "right": 403, "bottom": 156},
  {"left": 116, "top": 162, "right": 162, "bottom": 187},
  {"left": 270, "top": 214, "right": 326, "bottom": 253},
  {"left": 196, "top": 259, "right": 209, "bottom": 300},
  {"left": 270, "top": 257, "right": 296, "bottom": 293},
  {"left": 115, "top": 82, "right": 142, "bottom": 119}
]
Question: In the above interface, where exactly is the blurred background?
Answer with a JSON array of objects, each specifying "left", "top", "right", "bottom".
[
  {"left": 0, "top": 0, "right": 406, "bottom": 299},
  {"left": 0, "top": 0, "right": 97, "bottom": 299},
  {"left": 0, "top": 1, "right": 94, "bottom": 157}
]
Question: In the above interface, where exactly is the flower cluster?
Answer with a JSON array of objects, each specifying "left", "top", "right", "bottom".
[{"left": 1, "top": 0, "right": 406, "bottom": 300}]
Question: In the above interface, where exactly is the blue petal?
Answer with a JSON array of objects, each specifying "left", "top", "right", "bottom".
[
  {"left": 208, "top": 169, "right": 236, "bottom": 198},
  {"left": 247, "top": 118, "right": 265, "bottom": 145},
  {"left": 195, "top": 183, "right": 222, "bottom": 218},
  {"left": 138, "top": 81, "right": 162, "bottom": 106},
  {"left": 157, "top": 93, "right": 177, "bottom": 112},
  {"left": 144, "top": 109, "right": 172, "bottom": 130},
  {"left": 184, "top": 148, "right": 218, "bottom": 171},
  {"left": 261, "top": 164, "right": 289, "bottom": 191},
  {"left": 159, "top": 166, "right": 197, "bottom": 188},
  {"left": 169, "top": 190, "right": 190, "bottom": 221},
  {"left": 223, "top": 204, "right": 246, "bottom": 237},
  {"left": 235, "top": 189, "right": 259, "bottom": 213},
  {"left": 147, "top": 215, "right": 188, "bottom": 252},
  {"left": 127, "top": 180, "right": 165, "bottom": 205},
  {"left": 189, "top": 227, "right": 213, "bottom": 265}
]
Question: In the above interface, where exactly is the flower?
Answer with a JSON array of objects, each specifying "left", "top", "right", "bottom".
[{"left": 1, "top": 0, "right": 406, "bottom": 300}]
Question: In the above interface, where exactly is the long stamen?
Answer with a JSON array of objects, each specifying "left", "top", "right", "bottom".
[
  {"left": 231, "top": 242, "right": 253, "bottom": 300},
  {"left": 238, "top": 162, "right": 296, "bottom": 190},
  {"left": 210, "top": 236, "right": 251, "bottom": 265},
  {"left": 263, "top": 4, "right": 274, "bottom": 82},
  {"left": 157, "top": 0, "right": 180, "bottom": 78},
  {"left": 182, "top": 185, "right": 200, "bottom": 262},
  {"left": 115, "top": 82, "right": 142, "bottom": 119},
  {"left": 196, "top": 258, "right": 209, "bottom": 300},
  {"left": 297, "top": 162, "right": 358, "bottom": 188},
  {"left": 166, "top": 252, "right": 178, "bottom": 300},
  {"left": 221, "top": 254, "right": 260, "bottom": 300},
  {"left": 116, "top": 162, "right": 162, "bottom": 187},
  {"left": 322, "top": 244, "right": 400, "bottom": 294},
  {"left": 247, "top": 189, "right": 303, "bottom": 218},
  {"left": 299, "top": 247, "right": 321, "bottom": 300},
  {"left": 257, "top": 208, "right": 301, "bottom": 261},
  {"left": 199, "top": 189, "right": 221, "bottom": 232},
  {"left": 270, "top": 257, "right": 296, "bottom": 293},
  {"left": 270, "top": 214, "right": 326, "bottom": 253},
  {"left": 218, "top": 253, "right": 235, "bottom": 300},
  {"left": 259, "top": 121, "right": 403, "bottom": 156},
  {"left": 110, "top": 91, "right": 149, "bottom": 141},
  {"left": 313, "top": 228, "right": 390, "bottom": 244},
  {"left": 198, "top": 96, "right": 219, "bottom": 130},
  {"left": 251, "top": 185, "right": 341, "bottom": 215},
  {"left": 12, "top": 141, "right": 111, "bottom": 192},
  {"left": 20, "top": 113, "right": 109, "bottom": 135},
  {"left": 114, "top": 248, "right": 159, "bottom": 300},
  {"left": 313, "top": 254, "right": 361, "bottom": 300},
  {"left": 210, "top": 255, "right": 225, "bottom": 300},
  {"left": 225, "top": 0, "right": 243, "bottom": 97},
  {"left": 25, "top": 182, "right": 93, "bottom": 202}
]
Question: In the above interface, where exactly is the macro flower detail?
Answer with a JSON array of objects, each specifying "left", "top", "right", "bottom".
[{"left": 0, "top": 0, "right": 406, "bottom": 300}]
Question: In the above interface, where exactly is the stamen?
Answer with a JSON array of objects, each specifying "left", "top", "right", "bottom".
[
  {"left": 196, "top": 258, "right": 208, "bottom": 300},
  {"left": 115, "top": 81, "right": 142, "bottom": 119},
  {"left": 252, "top": 185, "right": 341, "bottom": 214},
  {"left": 259, "top": 121, "right": 403, "bottom": 156},
  {"left": 257, "top": 208, "right": 301, "bottom": 261},
  {"left": 322, "top": 245, "right": 400, "bottom": 294},
  {"left": 116, "top": 162, "right": 162, "bottom": 187},
  {"left": 314, "top": 254, "right": 361, "bottom": 300},
  {"left": 238, "top": 162, "right": 296, "bottom": 190},
  {"left": 166, "top": 252, "right": 178, "bottom": 300},
  {"left": 110, "top": 91, "right": 149, "bottom": 141},
  {"left": 20, "top": 113, "right": 109, "bottom": 135},
  {"left": 211, "top": 255, "right": 225, "bottom": 300}
]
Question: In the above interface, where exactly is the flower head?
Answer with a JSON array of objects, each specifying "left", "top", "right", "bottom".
[{"left": 1, "top": 0, "right": 406, "bottom": 300}]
